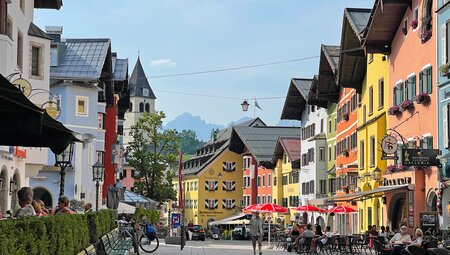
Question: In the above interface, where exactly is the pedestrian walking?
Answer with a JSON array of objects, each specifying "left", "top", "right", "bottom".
[{"left": 250, "top": 211, "right": 263, "bottom": 255}]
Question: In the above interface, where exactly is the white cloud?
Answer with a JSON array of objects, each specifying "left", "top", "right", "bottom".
[{"left": 150, "top": 58, "right": 177, "bottom": 67}]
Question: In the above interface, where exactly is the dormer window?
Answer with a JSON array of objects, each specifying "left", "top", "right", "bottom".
[{"left": 143, "top": 88, "right": 149, "bottom": 97}]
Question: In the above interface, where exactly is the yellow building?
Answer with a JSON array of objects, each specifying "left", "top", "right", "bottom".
[
  {"left": 174, "top": 119, "right": 266, "bottom": 228},
  {"left": 357, "top": 53, "right": 389, "bottom": 232},
  {"left": 271, "top": 137, "right": 300, "bottom": 226}
]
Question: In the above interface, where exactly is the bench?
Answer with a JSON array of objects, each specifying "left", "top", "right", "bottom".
[
  {"left": 99, "top": 228, "right": 134, "bottom": 255},
  {"left": 77, "top": 244, "right": 97, "bottom": 255}
]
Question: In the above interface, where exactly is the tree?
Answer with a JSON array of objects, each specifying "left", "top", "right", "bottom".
[
  {"left": 127, "top": 111, "right": 178, "bottom": 202},
  {"left": 177, "top": 129, "right": 205, "bottom": 155}
]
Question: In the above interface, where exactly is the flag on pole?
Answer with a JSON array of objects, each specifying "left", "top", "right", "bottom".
[
  {"left": 178, "top": 151, "right": 183, "bottom": 209},
  {"left": 255, "top": 100, "right": 262, "bottom": 110}
]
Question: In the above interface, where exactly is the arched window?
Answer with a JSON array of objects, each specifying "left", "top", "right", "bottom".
[
  {"left": 145, "top": 103, "right": 150, "bottom": 112},
  {"left": 421, "top": 0, "right": 432, "bottom": 42},
  {"left": 139, "top": 102, "right": 144, "bottom": 112},
  {"left": 129, "top": 102, "right": 133, "bottom": 112}
]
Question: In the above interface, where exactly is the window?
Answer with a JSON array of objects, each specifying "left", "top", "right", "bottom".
[
  {"left": 205, "top": 181, "right": 218, "bottom": 191},
  {"left": 129, "top": 102, "right": 133, "bottom": 112},
  {"left": 6, "top": 15, "right": 11, "bottom": 38},
  {"left": 268, "top": 174, "right": 271, "bottom": 187},
  {"left": 223, "top": 199, "right": 235, "bottom": 209},
  {"left": 268, "top": 195, "right": 272, "bottom": 203},
  {"left": 98, "top": 113, "right": 105, "bottom": 129},
  {"left": 145, "top": 103, "right": 150, "bottom": 112},
  {"left": 330, "top": 179, "right": 336, "bottom": 194},
  {"left": 444, "top": 104, "right": 450, "bottom": 149},
  {"left": 394, "top": 82, "right": 404, "bottom": 105},
  {"left": 17, "top": 30, "right": 23, "bottom": 70},
  {"left": 369, "top": 86, "right": 373, "bottom": 115},
  {"left": 334, "top": 145, "right": 337, "bottom": 160},
  {"left": 282, "top": 175, "right": 288, "bottom": 185},
  {"left": 206, "top": 199, "right": 217, "bottom": 209},
  {"left": 328, "top": 120, "right": 332, "bottom": 133},
  {"left": 0, "top": 1, "right": 7, "bottom": 36},
  {"left": 97, "top": 151, "right": 104, "bottom": 164},
  {"left": 360, "top": 140, "right": 365, "bottom": 169},
  {"left": 319, "top": 147, "right": 325, "bottom": 162},
  {"left": 31, "top": 46, "right": 42, "bottom": 76},
  {"left": 139, "top": 102, "right": 144, "bottom": 112},
  {"left": 420, "top": 136, "right": 433, "bottom": 149},
  {"left": 328, "top": 146, "right": 332, "bottom": 161},
  {"left": 378, "top": 78, "right": 384, "bottom": 109},
  {"left": 422, "top": 0, "right": 433, "bottom": 36},
  {"left": 262, "top": 196, "right": 266, "bottom": 204},
  {"left": 76, "top": 96, "right": 88, "bottom": 116},
  {"left": 413, "top": 8, "right": 418, "bottom": 29},
  {"left": 283, "top": 153, "right": 287, "bottom": 164},
  {"left": 402, "top": 18, "right": 408, "bottom": 36},
  {"left": 419, "top": 66, "right": 433, "bottom": 94},
  {"left": 223, "top": 162, "right": 236, "bottom": 171},
  {"left": 363, "top": 105, "right": 366, "bottom": 123},
  {"left": 368, "top": 207, "right": 373, "bottom": 227},
  {"left": 273, "top": 176, "right": 277, "bottom": 186},
  {"left": 243, "top": 157, "right": 251, "bottom": 168},
  {"left": 257, "top": 176, "right": 260, "bottom": 187},
  {"left": 257, "top": 196, "right": 261, "bottom": 204},
  {"left": 262, "top": 175, "right": 266, "bottom": 186},
  {"left": 406, "top": 75, "right": 416, "bottom": 101},
  {"left": 320, "top": 180, "right": 326, "bottom": 194},
  {"left": 370, "top": 136, "right": 375, "bottom": 167},
  {"left": 320, "top": 119, "right": 324, "bottom": 133}
]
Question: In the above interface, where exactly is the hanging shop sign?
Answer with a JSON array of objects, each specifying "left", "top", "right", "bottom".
[
  {"left": 42, "top": 101, "right": 61, "bottom": 119},
  {"left": 401, "top": 149, "right": 441, "bottom": 167},
  {"left": 381, "top": 135, "right": 399, "bottom": 160},
  {"left": 12, "top": 78, "right": 32, "bottom": 97}
]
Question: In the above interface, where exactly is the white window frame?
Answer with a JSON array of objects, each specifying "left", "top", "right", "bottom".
[{"left": 76, "top": 96, "right": 89, "bottom": 117}]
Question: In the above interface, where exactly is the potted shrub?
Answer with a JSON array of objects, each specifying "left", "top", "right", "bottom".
[
  {"left": 388, "top": 105, "right": 401, "bottom": 115},
  {"left": 401, "top": 100, "right": 414, "bottom": 111},
  {"left": 415, "top": 93, "right": 431, "bottom": 104},
  {"left": 410, "top": 19, "right": 418, "bottom": 29},
  {"left": 439, "top": 63, "right": 450, "bottom": 77},
  {"left": 386, "top": 164, "right": 396, "bottom": 174}
]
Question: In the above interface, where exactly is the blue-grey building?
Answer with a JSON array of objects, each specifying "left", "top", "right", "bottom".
[
  {"left": 437, "top": 0, "right": 450, "bottom": 227},
  {"left": 29, "top": 28, "right": 120, "bottom": 209}
]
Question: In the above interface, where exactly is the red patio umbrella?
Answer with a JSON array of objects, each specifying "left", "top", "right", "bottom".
[
  {"left": 258, "top": 203, "right": 288, "bottom": 213},
  {"left": 294, "top": 205, "right": 323, "bottom": 212},
  {"left": 243, "top": 204, "right": 262, "bottom": 213},
  {"left": 327, "top": 205, "right": 357, "bottom": 214}
]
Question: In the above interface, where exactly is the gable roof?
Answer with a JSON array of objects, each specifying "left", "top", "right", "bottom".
[
  {"left": 316, "top": 45, "right": 340, "bottom": 103},
  {"left": 28, "top": 22, "right": 52, "bottom": 40},
  {"left": 229, "top": 126, "right": 300, "bottom": 168},
  {"left": 280, "top": 78, "right": 313, "bottom": 120},
  {"left": 179, "top": 118, "right": 266, "bottom": 176},
  {"left": 129, "top": 57, "right": 156, "bottom": 99},
  {"left": 51, "top": 39, "right": 111, "bottom": 81},
  {"left": 271, "top": 137, "right": 301, "bottom": 166},
  {"left": 113, "top": 57, "right": 128, "bottom": 81},
  {"left": 363, "top": 0, "right": 410, "bottom": 54},
  {"left": 337, "top": 8, "right": 371, "bottom": 93},
  {"left": 307, "top": 75, "right": 328, "bottom": 108}
]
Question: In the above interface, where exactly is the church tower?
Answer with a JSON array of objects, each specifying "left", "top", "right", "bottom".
[{"left": 123, "top": 56, "right": 156, "bottom": 146}]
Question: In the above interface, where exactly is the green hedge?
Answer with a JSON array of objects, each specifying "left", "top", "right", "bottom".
[
  {"left": 133, "top": 208, "right": 160, "bottom": 224},
  {"left": 0, "top": 209, "right": 116, "bottom": 255}
]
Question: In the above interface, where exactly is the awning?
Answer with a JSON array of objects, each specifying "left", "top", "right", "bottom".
[
  {"left": 330, "top": 184, "right": 414, "bottom": 203},
  {"left": 309, "top": 184, "right": 413, "bottom": 205},
  {"left": 208, "top": 212, "right": 246, "bottom": 225},
  {"left": 0, "top": 74, "right": 79, "bottom": 154},
  {"left": 122, "top": 189, "right": 158, "bottom": 206}
]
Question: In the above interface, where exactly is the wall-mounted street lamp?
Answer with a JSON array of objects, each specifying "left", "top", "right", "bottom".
[
  {"left": 54, "top": 143, "right": 74, "bottom": 198},
  {"left": 241, "top": 100, "right": 250, "bottom": 112},
  {"left": 373, "top": 167, "right": 382, "bottom": 182},
  {"left": 92, "top": 160, "right": 105, "bottom": 212}
]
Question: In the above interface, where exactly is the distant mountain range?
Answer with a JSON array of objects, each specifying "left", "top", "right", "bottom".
[{"left": 164, "top": 113, "right": 300, "bottom": 142}]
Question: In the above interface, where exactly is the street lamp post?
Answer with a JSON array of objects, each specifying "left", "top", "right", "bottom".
[
  {"left": 92, "top": 160, "right": 105, "bottom": 212},
  {"left": 54, "top": 143, "right": 74, "bottom": 198}
]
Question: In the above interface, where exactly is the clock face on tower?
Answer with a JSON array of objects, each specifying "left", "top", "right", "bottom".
[
  {"left": 12, "top": 78, "right": 32, "bottom": 97},
  {"left": 143, "top": 88, "right": 149, "bottom": 97}
]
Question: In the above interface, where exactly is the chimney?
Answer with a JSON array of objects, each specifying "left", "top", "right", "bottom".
[{"left": 45, "top": 26, "right": 63, "bottom": 42}]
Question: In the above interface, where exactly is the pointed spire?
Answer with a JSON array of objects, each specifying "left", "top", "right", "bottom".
[{"left": 129, "top": 56, "right": 156, "bottom": 99}]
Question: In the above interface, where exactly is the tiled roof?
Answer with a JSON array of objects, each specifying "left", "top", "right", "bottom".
[
  {"left": 28, "top": 22, "right": 52, "bottom": 40},
  {"left": 322, "top": 45, "right": 340, "bottom": 73},
  {"left": 51, "top": 39, "right": 111, "bottom": 80},
  {"left": 129, "top": 57, "right": 156, "bottom": 99},
  {"left": 179, "top": 118, "right": 266, "bottom": 176},
  {"left": 114, "top": 58, "right": 128, "bottom": 81},
  {"left": 345, "top": 8, "right": 371, "bottom": 37},
  {"left": 271, "top": 137, "right": 301, "bottom": 165},
  {"left": 280, "top": 78, "right": 312, "bottom": 120},
  {"left": 229, "top": 126, "right": 300, "bottom": 167}
]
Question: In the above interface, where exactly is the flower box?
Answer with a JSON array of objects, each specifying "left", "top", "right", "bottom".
[
  {"left": 401, "top": 100, "right": 414, "bottom": 111},
  {"left": 410, "top": 19, "right": 418, "bottom": 29},
  {"left": 439, "top": 63, "right": 450, "bottom": 77},
  {"left": 388, "top": 105, "right": 401, "bottom": 115},
  {"left": 415, "top": 93, "right": 431, "bottom": 104},
  {"left": 385, "top": 164, "right": 408, "bottom": 174},
  {"left": 421, "top": 29, "right": 432, "bottom": 43}
]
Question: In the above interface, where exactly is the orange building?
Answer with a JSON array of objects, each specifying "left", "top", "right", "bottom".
[{"left": 364, "top": 0, "right": 437, "bottom": 231}]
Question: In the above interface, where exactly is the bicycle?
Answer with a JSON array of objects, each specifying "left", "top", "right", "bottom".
[
  {"left": 117, "top": 219, "right": 159, "bottom": 254},
  {"left": 138, "top": 223, "right": 159, "bottom": 253}
]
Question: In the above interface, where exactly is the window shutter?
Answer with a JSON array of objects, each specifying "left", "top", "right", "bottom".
[
  {"left": 428, "top": 136, "right": 433, "bottom": 149},
  {"left": 427, "top": 67, "right": 432, "bottom": 94},
  {"left": 411, "top": 75, "right": 416, "bottom": 98},
  {"left": 445, "top": 104, "right": 450, "bottom": 149},
  {"left": 393, "top": 87, "right": 397, "bottom": 105},
  {"left": 404, "top": 80, "right": 409, "bottom": 100},
  {"left": 419, "top": 72, "right": 423, "bottom": 94},
  {"left": 442, "top": 23, "right": 447, "bottom": 65},
  {"left": 447, "top": 22, "right": 450, "bottom": 64}
]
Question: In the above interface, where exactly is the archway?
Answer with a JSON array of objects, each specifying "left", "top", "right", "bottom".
[
  {"left": 316, "top": 216, "right": 325, "bottom": 229},
  {"left": 388, "top": 193, "right": 407, "bottom": 232},
  {"left": 33, "top": 187, "right": 53, "bottom": 209},
  {"left": 0, "top": 167, "right": 7, "bottom": 213},
  {"left": 426, "top": 190, "right": 437, "bottom": 212},
  {"left": 10, "top": 171, "right": 20, "bottom": 211}
]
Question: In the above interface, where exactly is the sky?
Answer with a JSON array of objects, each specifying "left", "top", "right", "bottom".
[{"left": 35, "top": 0, "right": 373, "bottom": 126}]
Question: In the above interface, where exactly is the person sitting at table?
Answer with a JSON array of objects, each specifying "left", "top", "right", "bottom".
[
  {"left": 380, "top": 226, "right": 387, "bottom": 237},
  {"left": 390, "top": 224, "right": 411, "bottom": 255},
  {"left": 400, "top": 228, "right": 423, "bottom": 255},
  {"left": 369, "top": 225, "right": 379, "bottom": 248},
  {"left": 311, "top": 224, "right": 323, "bottom": 251},
  {"left": 295, "top": 223, "right": 314, "bottom": 251},
  {"left": 315, "top": 226, "right": 333, "bottom": 251},
  {"left": 288, "top": 224, "right": 300, "bottom": 250},
  {"left": 386, "top": 226, "right": 395, "bottom": 236}
]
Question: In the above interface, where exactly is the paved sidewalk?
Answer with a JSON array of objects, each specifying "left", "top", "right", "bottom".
[{"left": 143, "top": 239, "right": 290, "bottom": 255}]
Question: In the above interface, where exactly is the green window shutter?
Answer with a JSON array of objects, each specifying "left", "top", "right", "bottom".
[
  {"left": 404, "top": 80, "right": 409, "bottom": 100},
  {"left": 427, "top": 66, "right": 432, "bottom": 94},
  {"left": 419, "top": 139, "right": 424, "bottom": 149},
  {"left": 428, "top": 136, "right": 433, "bottom": 149},
  {"left": 400, "top": 82, "right": 404, "bottom": 102},
  {"left": 394, "top": 87, "right": 398, "bottom": 105},
  {"left": 412, "top": 75, "right": 416, "bottom": 98},
  {"left": 419, "top": 71, "right": 423, "bottom": 94}
]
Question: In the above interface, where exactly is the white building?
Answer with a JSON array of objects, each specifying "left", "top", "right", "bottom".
[{"left": 0, "top": 0, "right": 62, "bottom": 213}]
